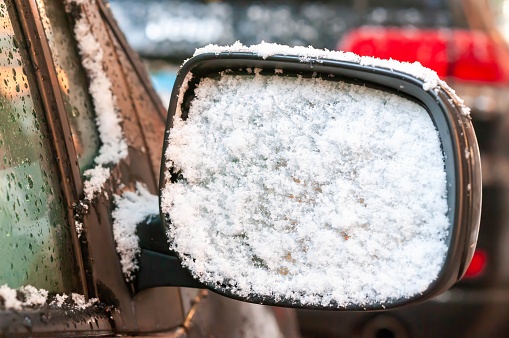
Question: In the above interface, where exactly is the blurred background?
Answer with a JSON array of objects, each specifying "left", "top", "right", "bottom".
[{"left": 108, "top": 0, "right": 509, "bottom": 337}]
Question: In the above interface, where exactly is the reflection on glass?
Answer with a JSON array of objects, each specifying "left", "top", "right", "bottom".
[
  {"left": 36, "top": 0, "right": 100, "bottom": 173},
  {"left": 0, "top": 1, "right": 79, "bottom": 292}
]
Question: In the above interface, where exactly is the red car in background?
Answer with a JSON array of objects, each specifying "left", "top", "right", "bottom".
[{"left": 340, "top": 27, "right": 509, "bottom": 84}]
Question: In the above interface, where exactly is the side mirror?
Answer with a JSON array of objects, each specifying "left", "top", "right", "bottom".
[{"left": 141, "top": 45, "right": 481, "bottom": 311}]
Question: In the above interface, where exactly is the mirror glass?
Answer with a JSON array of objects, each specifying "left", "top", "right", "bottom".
[{"left": 161, "top": 72, "right": 449, "bottom": 307}]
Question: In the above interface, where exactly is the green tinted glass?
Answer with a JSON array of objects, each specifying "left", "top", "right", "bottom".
[
  {"left": 0, "top": 1, "right": 79, "bottom": 292},
  {"left": 36, "top": 0, "right": 100, "bottom": 174}
]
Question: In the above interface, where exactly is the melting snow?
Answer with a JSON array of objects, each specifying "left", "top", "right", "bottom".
[
  {"left": 66, "top": 0, "right": 129, "bottom": 237},
  {"left": 71, "top": 293, "right": 99, "bottom": 310},
  {"left": 83, "top": 166, "right": 111, "bottom": 201},
  {"left": 162, "top": 73, "right": 449, "bottom": 307},
  {"left": 20, "top": 285, "right": 49, "bottom": 307},
  {"left": 0, "top": 285, "right": 23, "bottom": 310},
  {"left": 112, "top": 183, "right": 159, "bottom": 280},
  {"left": 75, "top": 220, "right": 84, "bottom": 237},
  {"left": 0, "top": 285, "right": 50, "bottom": 310},
  {"left": 0, "top": 285, "right": 96, "bottom": 311},
  {"left": 50, "top": 294, "right": 69, "bottom": 307},
  {"left": 70, "top": 0, "right": 127, "bottom": 167}
]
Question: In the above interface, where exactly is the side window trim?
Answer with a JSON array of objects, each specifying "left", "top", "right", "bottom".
[{"left": 13, "top": 0, "right": 88, "bottom": 294}]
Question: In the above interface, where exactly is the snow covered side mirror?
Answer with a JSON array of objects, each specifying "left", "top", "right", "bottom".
[{"left": 148, "top": 46, "right": 481, "bottom": 311}]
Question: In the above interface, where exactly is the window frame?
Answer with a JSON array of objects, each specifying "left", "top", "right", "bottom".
[{"left": 13, "top": 0, "right": 88, "bottom": 292}]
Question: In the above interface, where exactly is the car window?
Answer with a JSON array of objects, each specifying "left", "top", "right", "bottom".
[
  {"left": 0, "top": 0, "right": 79, "bottom": 292},
  {"left": 36, "top": 0, "right": 100, "bottom": 174}
]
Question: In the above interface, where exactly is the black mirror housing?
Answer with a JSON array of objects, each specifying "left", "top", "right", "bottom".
[{"left": 151, "top": 45, "right": 481, "bottom": 311}]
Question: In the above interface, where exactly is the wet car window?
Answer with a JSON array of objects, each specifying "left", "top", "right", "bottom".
[
  {"left": 36, "top": 0, "right": 100, "bottom": 174},
  {"left": 0, "top": 1, "right": 79, "bottom": 292}
]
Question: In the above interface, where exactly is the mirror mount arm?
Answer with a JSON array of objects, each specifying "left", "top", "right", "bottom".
[
  {"left": 136, "top": 249, "right": 205, "bottom": 291},
  {"left": 135, "top": 216, "right": 205, "bottom": 291}
]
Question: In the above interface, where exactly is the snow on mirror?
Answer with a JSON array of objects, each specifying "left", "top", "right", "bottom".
[{"left": 161, "top": 73, "right": 448, "bottom": 308}]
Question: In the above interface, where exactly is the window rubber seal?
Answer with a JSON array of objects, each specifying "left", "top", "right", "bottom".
[{"left": 13, "top": 0, "right": 89, "bottom": 297}]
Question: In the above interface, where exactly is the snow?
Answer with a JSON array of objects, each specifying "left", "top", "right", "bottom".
[
  {"left": 68, "top": 0, "right": 161, "bottom": 281},
  {"left": 48, "top": 293, "right": 97, "bottom": 310},
  {"left": 71, "top": 293, "right": 99, "bottom": 310},
  {"left": 192, "top": 42, "right": 470, "bottom": 116},
  {"left": 20, "top": 285, "right": 48, "bottom": 307},
  {"left": 75, "top": 220, "right": 84, "bottom": 238},
  {"left": 162, "top": 73, "right": 449, "bottom": 307},
  {"left": 0, "top": 285, "right": 22, "bottom": 310},
  {"left": 50, "top": 294, "right": 69, "bottom": 307},
  {"left": 66, "top": 0, "right": 130, "bottom": 237},
  {"left": 70, "top": 0, "right": 127, "bottom": 166},
  {"left": 0, "top": 284, "right": 100, "bottom": 310},
  {"left": 112, "top": 183, "right": 159, "bottom": 281},
  {"left": 83, "top": 166, "right": 111, "bottom": 201},
  {"left": 0, "top": 285, "right": 95, "bottom": 310},
  {"left": 175, "top": 72, "right": 194, "bottom": 122},
  {"left": 0, "top": 285, "right": 49, "bottom": 310}
]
